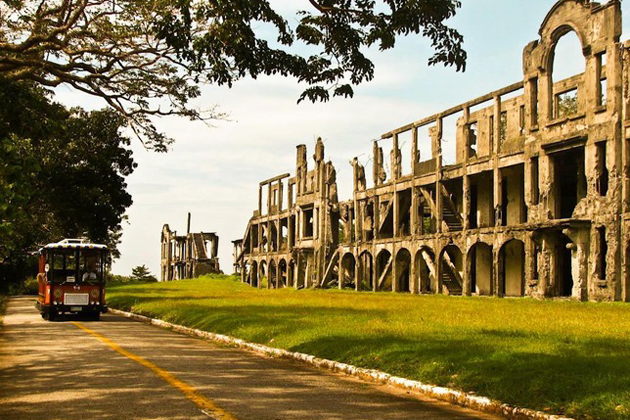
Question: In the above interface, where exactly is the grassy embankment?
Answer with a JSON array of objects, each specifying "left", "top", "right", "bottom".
[{"left": 107, "top": 274, "right": 630, "bottom": 420}]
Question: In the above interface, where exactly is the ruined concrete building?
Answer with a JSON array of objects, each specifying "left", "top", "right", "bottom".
[
  {"left": 161, "top": 213, "right": 221, "bottom": 281},
  {"left": 234, "top": 0, "right": 630, "bottom": 302}
]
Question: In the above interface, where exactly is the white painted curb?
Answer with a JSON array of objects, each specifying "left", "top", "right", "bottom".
[{"left": 109, "top": 308, "right": 574, "bottom": 420}]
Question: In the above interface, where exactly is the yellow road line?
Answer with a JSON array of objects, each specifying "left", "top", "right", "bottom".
[{"left": 73, "top": 321, "right": 238, "bottom": 420}]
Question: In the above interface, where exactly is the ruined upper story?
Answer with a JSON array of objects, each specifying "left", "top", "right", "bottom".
[
  {"left": 161, "top": 223, "right": 219, "bottom": 263},
  {"left": 369, "top": 0, "right": 622, "bottom": 183},
  {"left": 244, "top": 0, "right": 629, "bottom": 243}
]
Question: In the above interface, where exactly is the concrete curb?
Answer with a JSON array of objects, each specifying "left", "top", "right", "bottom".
[{"left": 109, "top": 308, "right": 574, "bottom": 420}]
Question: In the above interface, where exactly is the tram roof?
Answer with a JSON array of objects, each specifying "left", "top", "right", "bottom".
[{"left": 40, "top": 239, "right": 108, "bottom": 252}]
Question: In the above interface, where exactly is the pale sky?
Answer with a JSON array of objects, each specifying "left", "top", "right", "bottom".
[{"left": 53, "top": 0, "right": 628, "bottom": 277}]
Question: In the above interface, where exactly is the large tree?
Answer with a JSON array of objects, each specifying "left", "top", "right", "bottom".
[
  {"left": 0, "top": 0, "right": 466, "bottom": 150},
  {"left": 0, "top": 78, "right": 135, "bottom": 286}
]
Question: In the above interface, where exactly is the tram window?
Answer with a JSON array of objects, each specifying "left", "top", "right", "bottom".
[
  {"left": 80, "top": 252, "right": 102, "bottom": 282},
  {"left": 65, "top": 252, "right": 77, "bottom": 282},
  {"left": 52, "top": 253, "right": 65, "bottom": 283}
]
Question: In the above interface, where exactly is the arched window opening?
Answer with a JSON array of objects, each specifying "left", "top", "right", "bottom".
[
  {"left": 278, "top": 259, "right": 288, "bottom": 288},
  {"left": 359, "top": 252, "right": 373, "bottom": 291},
  {"left": 440, "top": 245, "right": 463, "bottom": 295},
  {"left": 498, "top": 240, "right": 525, "bottom": 297},
  {"left": 468, "top": 243, "right": 493, "bottom": 296},
  {"left": 414, "top": 248, "right": 435, "bottom": 293},
  {"left": 376, "top": 250, "right": 393, "bottom": 291},
  {"left": 395, "top": 249, "right": 412, "bottom": 292},
  {"left": 550, "top": 30, "right": 585, "bottom": 119},
  {"left": 341, "top": 254, "right": 356, "bottom": 290}
]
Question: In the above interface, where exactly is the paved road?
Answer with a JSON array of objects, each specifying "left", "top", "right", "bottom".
[{"left": 0, "top": 296, "right": 503, "bottom": 420}]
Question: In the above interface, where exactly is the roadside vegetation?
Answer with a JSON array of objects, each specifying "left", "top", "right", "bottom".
[
  {"left": 107, "top": 265, "right": 158, "bottom": 285},
  {"left": 107, "top": 274, "right": 630, "bottom": 420},
  {"left": 0, "top": 294, "right": 7, "bottom": 324}
]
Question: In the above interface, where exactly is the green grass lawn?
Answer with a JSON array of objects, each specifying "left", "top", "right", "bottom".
[{"left": 107, "top": 274, "right": 630, "bottom": 420}]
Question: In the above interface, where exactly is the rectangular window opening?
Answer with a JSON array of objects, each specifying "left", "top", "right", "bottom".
[
  {"left": 598, "top": 226, "right": 607, "bottom": 279},
  {"left": 530, "top": 77, "right": 539, "bottom": 126},
  {"left": 531, "top": 157, "right": 540, "bottom": 205},
  {"left": 555, "top": 88, "right": 578, "bottom": 119},
  {"left": 468, "top": 122, "right": 478, "bottom": 159},
  {"left": 596, "top": 141, "right": 609, "bottom": 196},
  {"left": 519, "top": 105, "right": 526, "bottom": 135},
  {"left": 303, "top": 208, "right": 314, "bottom": 238},
  {"left": 597, "top": 52, "right": 607, "bottom": 107}
]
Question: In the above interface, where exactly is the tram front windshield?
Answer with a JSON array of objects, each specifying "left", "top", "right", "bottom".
[{"left": 49, "top": 249, "right": 104, "bottom": 284}]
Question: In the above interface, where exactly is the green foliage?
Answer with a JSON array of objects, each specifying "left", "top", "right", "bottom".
[
  {"left": 106, "top": 273, "right": 134, "bottom": 284},
  {"left": 130, "top": 265, "right": 158, "bottom": 282},
  {"left": 20, "top": 277, "right": 39, "bottom": 295},
  {"left": 0, "top": 79, "right": 135, "bottom": 288},
  {"left": 557, "top": 90, "right": 579, "bottom": 118},
  {"left": 107, "top": 276, "right": 630, "bottom": 420},
  {"left": 0, "top": 0, "right": 467, "bottom": 148}
]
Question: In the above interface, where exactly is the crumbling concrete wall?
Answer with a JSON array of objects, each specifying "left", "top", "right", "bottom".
[
  {"left": 160, "top": 215, "right": 221, "bottom": 281},
  {"left": 236, "top": 0, "right": 629, "bottom": 302}
]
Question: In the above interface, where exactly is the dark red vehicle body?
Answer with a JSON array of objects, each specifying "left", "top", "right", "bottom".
[{"left": 36, "top": 239, "right": 108, "bottom": 321}]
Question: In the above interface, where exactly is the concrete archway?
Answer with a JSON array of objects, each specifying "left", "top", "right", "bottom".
[
  {"left": 250, "top": 260, "right": 258, "bottom": 288},
  {"left": 340, "top": 253, "right": 356, "bottom": 289},
  {"left": 468, "top": 242, "right": 493, "bottom": 296},
  {"left": 358, "top": 251, "right": 373, "bottom": 291},
  {"left": 414, "top": 247, "right": 435, "bottom": 293},
  {"left": 278, "top": 259, "right": 287, "bottom": 288},
  {"left": 259, "top": 260, "right": 267, "bottom": 288},
  {"left": 395, "top": 248, "right": 412, "bottom": 292},
  {"left": 375, "top": 249, "right": 393, "bottom": 291},
  {"left": 499, "top": 239, "right": 525, "bottom": 297},
  {"left": 439, "top": 245, "right": 463, "bottom": 295},
  {"left": 268, "top": 259, "right": 277, "bottom": 289}
]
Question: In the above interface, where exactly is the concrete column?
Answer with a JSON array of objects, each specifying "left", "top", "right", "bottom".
[
  {"left": 435, "top": 117, "right": 444, "bottom": 233},
  {"left": 392, "top": 248, "right": 398, "bottom": 293},
  {"left": 462, "top": 106, "right": 470, "bottom": 232},
  {"left": 410, "top": 253, "right": 417, "bottom": 294},
  {"left": 374, "top": 196, "right": 381, "bottom": 239},
  {"left": 435, "top": 248, "right": 443, "bottom": 294},
  {"left": 338, "top": 256, "right": 344, "bottom": 290},
  {"left": 411, "top": 186, "right": 419, "bottom": 236},
  {"left": 411, "top": 126, "right": 419, "bottom": 171},
  {"left": 393, "top": 188, "right": 400, "bottom": 238},
  {"left": 373, "top": 141, "right": 380, "bottom": 186},
  {"left": 266, "top": 184, "right": 272, "bottom": 215},
  {"left": 493, "top": 96, "right": 503, "bottom": 227},
  {"left": 462, "top": 250, "right": 471, "bottom": 296},
  {"left": 392, "top": 133, "right": 400, "bottom": 181},
  {"left": 372, "top": 247, "right": 378, "bottom": 292},
  {"left": 355, "top": 253, "right": 360, "bottom": 292},
  {"left": 494, "top": 246, "right": 502, "bottom": 297}
]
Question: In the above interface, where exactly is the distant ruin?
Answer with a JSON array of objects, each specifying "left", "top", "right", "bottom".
[
  {"left": 161, "top": 213, "right": 221, "bottom": 281},
  {"left": 233, "top": 0, "right": 630, "bottom": 302}
]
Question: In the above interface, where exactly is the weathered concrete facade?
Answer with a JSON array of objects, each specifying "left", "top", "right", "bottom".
[
  {"left": 161, "top": 214, "right": 221, "bottom": 281},
  {"left": 235, "top": 0, "right": 630, "bottom": 302}
]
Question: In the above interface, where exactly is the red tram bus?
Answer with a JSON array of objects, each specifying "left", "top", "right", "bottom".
[{"left": 36, "top": 239, "right": 108, "bottom": 321}]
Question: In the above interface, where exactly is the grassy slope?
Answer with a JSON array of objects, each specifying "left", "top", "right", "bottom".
[{"left": 107, "top": 275, "right": 630, "bottom": 420}]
